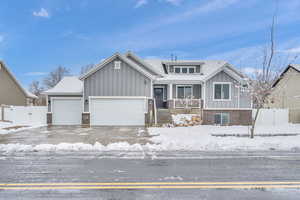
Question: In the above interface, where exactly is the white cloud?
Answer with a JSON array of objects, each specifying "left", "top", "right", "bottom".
[
  {"left": 33, "top": 8, "right": 50, "bottom": 18},
  {"left": 242, "top": 67, "right": 262, "bottom": 75},
  {"left": 281, "top": 47, "right": 300, "bottom": 54},
  {"left": 24, "top": 72, "right": 47, "bottom": 76},
  {"left": 165, "top": 0, "right": 183, "bottom": 6},
  {"left": 135, "top": 0, "right": 148, "bottom": 8}
]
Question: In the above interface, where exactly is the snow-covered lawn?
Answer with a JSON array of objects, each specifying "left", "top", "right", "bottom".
[
  {"left": 0, "top": 121, "right": 45, "bottom": 135},
  {"left": 1, "top": 124, "right": 300, "bottom": 153},
  {"left": 147, "top": 125, "right": 300, "bottom": 151}
]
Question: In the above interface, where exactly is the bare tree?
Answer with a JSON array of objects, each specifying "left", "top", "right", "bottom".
[
  {"left": 29, "top": 81, "right": 45, "bottom": 106},
  {"left": 250, "top": 7, "right": 300, "bottom": 138},
  {"left": 43, "top": 66, "right": 70, "bottom": 89},
  {"left": 250, "top": 12, "right": 278, "bottom": 138},
  {"left": 80, "top": 64, "right": 95, "bottom": 75},
  {"left": 29, "top": 81, "right": 44, "bottom": 96}
]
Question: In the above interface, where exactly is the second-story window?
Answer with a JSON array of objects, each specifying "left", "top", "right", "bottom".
[{"left": 173, "top": 66, "right": 196, "bottom": 74}]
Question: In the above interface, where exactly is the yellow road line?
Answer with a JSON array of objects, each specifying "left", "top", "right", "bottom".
[
  {"left": 1, "top": 181, "right": 300, "bottom": 186},
  {"left": 1, "top": 185, "right": 300, "bottom": 190}
]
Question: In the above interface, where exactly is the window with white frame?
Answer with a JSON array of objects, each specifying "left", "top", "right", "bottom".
[
  {"left": 114, "top": 61, "right": 121, "bottom": 69},
  {"left": 176, "top": 85, "right": 193, "bottom": 99},
  {"left": 214, "top": 113, "right": 230, "bottom": 125},
  {"left": 214, "top": 83, "right": 230, "bottom": 100},
  {"left": 173, "top": 66, "right": 196, "bottom": 74}
]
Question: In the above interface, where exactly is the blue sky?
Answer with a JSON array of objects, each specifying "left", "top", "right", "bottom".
[{"left": 0, "top": 0, "right": 300, "bottom": 88}]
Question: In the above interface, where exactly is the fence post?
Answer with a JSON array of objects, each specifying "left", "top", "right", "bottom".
[{"left": 1, "top": 105, "right": 3, "bottom": 121}]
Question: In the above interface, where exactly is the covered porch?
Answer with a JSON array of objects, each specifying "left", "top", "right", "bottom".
[{"left": 153, "top": 83, "right": 203, "bottom": 109}]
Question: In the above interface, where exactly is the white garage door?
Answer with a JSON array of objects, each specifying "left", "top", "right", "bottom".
[
  {"left": 52, "top": 98, "right": 82, "bottom": 125},
  {"left": 90, "top": 98, "right": 146, "bottom": 126}
]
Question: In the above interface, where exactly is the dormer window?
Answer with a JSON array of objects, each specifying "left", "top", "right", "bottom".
[{"left": 173, "top": 66, "right": 196, "bottom": 74}]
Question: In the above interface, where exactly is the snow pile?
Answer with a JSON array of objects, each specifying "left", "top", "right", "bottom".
[
  {"left": 172, "top": 114, "right": 201, "bottom": 126},
  {"left": 0, "top": 142, "right": 144, "bottom": 153},
  {"left": 0, "top": 122, "right": 45, "bottom": 135}
]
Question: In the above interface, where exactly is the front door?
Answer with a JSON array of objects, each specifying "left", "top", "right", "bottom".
[{"left": 154, "top": 88, "right": 164, "bottom": 108}]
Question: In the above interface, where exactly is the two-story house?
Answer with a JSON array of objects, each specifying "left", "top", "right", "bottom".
[{"left": 44, "top": 52, "right": 252, "bottom": 126}]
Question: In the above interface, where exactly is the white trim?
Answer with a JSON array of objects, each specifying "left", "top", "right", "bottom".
[
  {"left": 175, "top": 85, "right": 193, "bottom": 99},
  {"left": 213, "top": 82, "right": 232, "bottom": 101},
  {"left": 82, "top": 81, "right": 85, "bottom": 112},
  {"left": 44, "top": 92, "right": 83, "bottom": 95},
  {"left": 150, "top": 80, "right": 153, "bottom": 99},
  {"left": 204, "top": 108, "right": 252, "bottom": 110},
  {"left": 203, "top": 82, "right": 206, "bottom": 108},
  {"left": 46, "top": 95, "right": 49, "bottom": 112},
  {"left": 89, "top": 96, "right": 147, "bottom": 100},
  {"left": 169, "top": 83, "right": 173, "bottom": 99}
]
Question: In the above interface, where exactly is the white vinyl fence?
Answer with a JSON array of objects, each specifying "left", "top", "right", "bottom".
[
  {"left": 252, "top": 109, "right": 289, "bottom": 126},
  {"left": 1, "top": 106, "right": 47, "bottom": 126}
]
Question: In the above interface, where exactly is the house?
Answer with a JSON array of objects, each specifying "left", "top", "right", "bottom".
[
  {"left": 0, "top": 61, "right": 37, "bottom": 106},
  {"left": 266, "top": 64, "right": 300, "bottom": 123},
  {"left": 44, "top": 52, "right": 252, "bottom": 126}
]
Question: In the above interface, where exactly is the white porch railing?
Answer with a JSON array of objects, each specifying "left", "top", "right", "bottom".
[{"left": 171, "top": 99, "right": 202, "bottom": 109}]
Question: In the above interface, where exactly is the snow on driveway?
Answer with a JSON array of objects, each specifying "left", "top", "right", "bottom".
[
  {"left": 0, "top": 121, "right": 46, "bottom": 135},
  {"left": 1, "top": 125, "right": 300, "bottom": 153}
]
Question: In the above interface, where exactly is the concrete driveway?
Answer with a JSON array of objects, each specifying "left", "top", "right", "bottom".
[{"left": 0, "top": 126, "right": 151, "bottom": 145}]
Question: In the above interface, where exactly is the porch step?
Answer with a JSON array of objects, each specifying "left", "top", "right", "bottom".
[{"left": 156, "top": 109, "right": 172, "bottom": 124}]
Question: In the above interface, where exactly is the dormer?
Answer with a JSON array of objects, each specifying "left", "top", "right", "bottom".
[{"left": 163, "top": 61, "right": 203, "bottom": 75}]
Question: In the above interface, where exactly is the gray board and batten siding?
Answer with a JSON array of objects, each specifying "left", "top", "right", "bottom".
[
  {"left": 83, "top": 58, "right": 152, "bottom": 111},
  {"left": 205, "top": 71, "right": 251, "bottom": 109}
]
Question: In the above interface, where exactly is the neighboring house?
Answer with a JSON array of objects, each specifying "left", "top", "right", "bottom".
[
  {"left": 266, "top": 64, "right": 300, "bottom": 123},
  {"left": 44, "top": 52, "right": 252, "bottom": 126},
  {"left": 0, "top": 61, "right": 37, "bottom": 106}
]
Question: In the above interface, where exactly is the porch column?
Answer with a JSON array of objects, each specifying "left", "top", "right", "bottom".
[{"left": 169, "top": 83, "right": 173, "bottom": 99}]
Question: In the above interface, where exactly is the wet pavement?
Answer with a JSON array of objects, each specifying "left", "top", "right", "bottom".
[
  {"left": 0, "top": 126, "right": 151, "bottom": 145},
  {"left": 1, "top": 151, "right": 300, "bottom": 199}
]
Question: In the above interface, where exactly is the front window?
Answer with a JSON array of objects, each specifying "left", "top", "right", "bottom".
[
  {"left": 177, "top": 85, "right": 192, "bottom": 99},
  {"left": 182, "top": 68, "right": 188, "bottom": 73},
  {"left": 214, "top": 113, "right": 230, "bottom": 125},
  {"left": 214, "top": 83, "right": 230, "bottom": 100}
]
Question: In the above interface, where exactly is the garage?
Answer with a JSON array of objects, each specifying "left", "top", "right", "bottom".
[
  {"left": 52, "top": 98, "right": 82, "bottom": 125},
  {"left": 90, "top": 97, "right": 146, "bottom": 126}
]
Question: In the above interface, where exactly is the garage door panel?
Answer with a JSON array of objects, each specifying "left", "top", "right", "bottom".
[
  {"left": 90, "top": 98, "right": 145, "bottom": 126},
  {"left": 52, "top": 98, "right": 82, "bottom": 125}
]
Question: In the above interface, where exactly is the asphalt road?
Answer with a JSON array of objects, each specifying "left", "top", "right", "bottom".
[{"left": 1, "top": 151, "right": 300, "bottom": 199}]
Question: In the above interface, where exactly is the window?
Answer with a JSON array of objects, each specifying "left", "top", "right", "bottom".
[
  {"left": 175, "top": 67, "right": 181, "bottom": 73},
  {"left": 176, "top": 85, "right": 193, "bottom": 99},
  {"left": 214, "top": 113, "right": 230, "bottom": 125},
  {"left": 114, "top": 61, "right": 121, "bottom": 69},
  {"left": 214, "top": 83, "right": 230, "bottom": 100},
  {"left": 171, "top": 66, "right": 197, "bottom": 74},
  {"left": 189, "top": 68, "right": 195, "bottom": 73}
]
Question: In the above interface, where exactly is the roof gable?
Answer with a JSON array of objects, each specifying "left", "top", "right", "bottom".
[
  {"left": 80, "top": 53, "right": 155, "bottom": 80},
  {"left": 0, "top": 61, "right": 37, "bottom": 99},
  {"left": 125, "top": 52, "right": 162, "bottom": 76},
  {"left": 43, "top": 76, "right": 83, "bottom": 95},
  {"left": 272, "top": 64, "right": 300, "bottom": 88}
]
